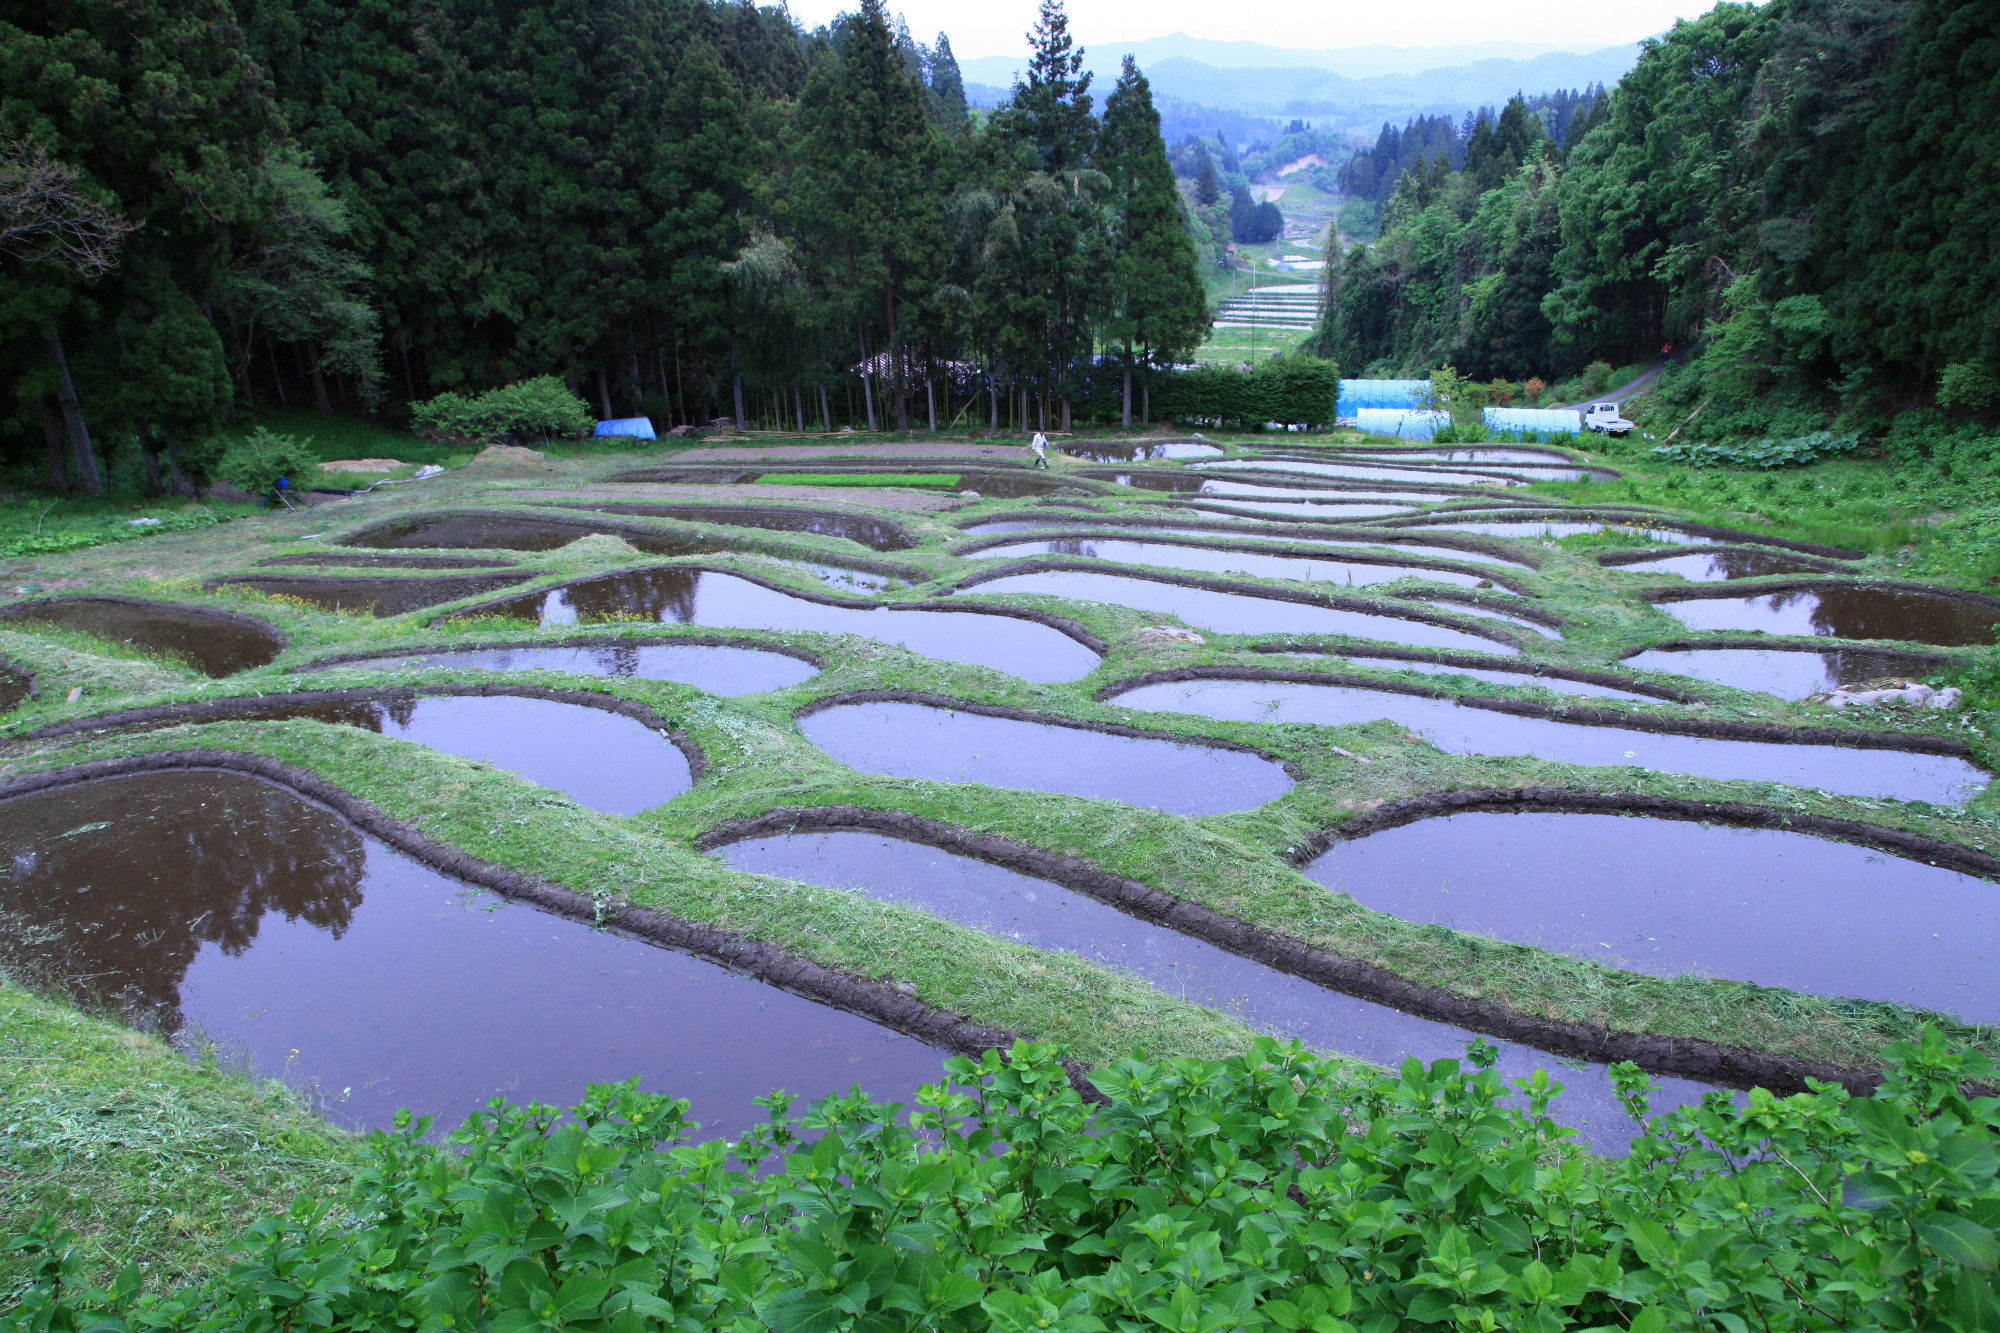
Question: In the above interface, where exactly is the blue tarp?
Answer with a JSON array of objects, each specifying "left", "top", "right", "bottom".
[
  {"left": 593, "top": 417, "right": 657, "bottom": 440},
  {"left": 1337, "top": 379, "right": 1430, "bottom": 415},
  {"left": 1483, "top": 407, "right": 1583, "bottom": 435},
  {"left": 1353, "top": 408, "right": 1450, "bottom": 440}
]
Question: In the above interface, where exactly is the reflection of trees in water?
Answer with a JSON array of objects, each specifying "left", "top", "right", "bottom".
[
  {"left": 1048, "top": 539, "right": 1099, "bottom": 558},
  {"left": 1802, "top": 587, "right": 2000, "bottom": 646},
  {"left": 0, "top": 601, "right": 278, "bottom": 676},
  {"left": 557, "top": 569, "right": 702, "bottom": 623},
  {"left": 230, "top": 699, "right": 394, "bottom": 732},
  {"left": 0, "top": 772, "right": 367, "bottom": 1034}
]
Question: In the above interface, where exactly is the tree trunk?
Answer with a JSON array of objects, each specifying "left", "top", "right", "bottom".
[
  {"left": 598, "top": 368, "right": 613, "bottom": 420},
  {"left": 307, "top": 340, "right": 332, "bottom": 413},
  {"left": 858, "top": 328, "right": 877, "bottom": 430},
  {"left": 270, "top": 343, "right": 289, "bottom": 406},
  {"left": 1142, "top": 378, "right": 1150, "bottom": 424},
  {"left": 1122, "top": 357, "right": 1132, "bottom": 428},
  {"left": 794, "top": 383, "right": 805, "bottom": 433},
  {"left": 673, "top": 334, "right": 688, "bottom": 427},
  {"left": 926, "top": 377, "right": 936, "bottom": 433},
  {"left": 729, "top": 333, "right": 746, "bottom": 428},
  {"left": 48, "top": 332, "right": 102, "bottom": 495},
  {"left": 1060, "top": 397, "right": 1071, "bottom": 432},
  {"left": 166, "top": 439, "right": 195, "bottom": 496},
  {"left": 39, "top": 399, "right": 70, "bottom": 492},
  {"left": 403, "top": 340, "right": 418, "bottom": 401},
  {"left": 819, "top": 383, "right": 831, "bottom": 432},
  {"left": 138, "top": 421, "right": 166, "bottom": 496}
]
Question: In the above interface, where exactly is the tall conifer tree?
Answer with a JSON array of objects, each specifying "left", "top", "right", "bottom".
[{"left": 1097, "top": 55, "right": 1208, "bottom": 424}]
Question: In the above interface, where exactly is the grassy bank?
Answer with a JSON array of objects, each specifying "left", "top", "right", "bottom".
[{"left": 0, "top": 982, "right": 357, "bottom": 1292}]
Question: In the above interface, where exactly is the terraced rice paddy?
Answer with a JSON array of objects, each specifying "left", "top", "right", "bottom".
[{"left": 3, "top": 428, "right": 1994, "bottom": 1157}]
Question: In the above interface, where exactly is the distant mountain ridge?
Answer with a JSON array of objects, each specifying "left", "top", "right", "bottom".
[
  {"left": 960, "top": 34, "right": 1601, "bottom": 83},
  {"left": 959, "top": 36, "right": 1644, "bottom": 134}
]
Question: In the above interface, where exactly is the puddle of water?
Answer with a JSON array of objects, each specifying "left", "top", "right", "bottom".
[
  {"left": 1307, "top": 811, "right": 1999, "bottom": 1023},
  {"left": 1609, "top": 550, "right": 1825, "bottom": 581},
  {"left": 1280, "top": 653, "right": 1662, "bottom": 701},
  {"left": 1189, "top": 498, "right": 1418, "bottom": 517},
  {"left": 548, "top": 504, "right": 917, "bottom": 551},
  {"left": 715, "top": 830, "right": 1711, "bottom": 1151},
  {"left": 474, "top": 568, "right": 1100, "bottom": 682},
  {"left": 312, "top": 642, "right": 819, "bottom": 695},
  {"left": 1106, "top": 472, "right": 1208, "bottom": 493},
  {"left": 0, "top": 598, "right": 282, "bottom": 677},
  {"left": 347, "top": 513, "right": 713, "bottom": 554},
  {"left": 1623, "top": 646, "right": 1945, "bottom": 698},
  {"left": 215, "top": 694, "right": 691, "bottom": 814},
  {"left": 1655, "top": 585, "right": 2000, "bottom": 646},
  {"left": 763, "top": 559, "right": 896, "bottom": 594},
  {"left": 1407, "top": 520, "right": 1718, "bottom": 545},
  {"left": 956, "top": 570, "right": 1519, "bottom": 652},
  {"left": 798, "top": 700, "right": 1293, "bottom": 813},
  {"left": 1106, "top": 677, "right": 1986, "bottom": 803},
  {"left": 968, "top": 537, "right": 1493, "bottom": 589},
  {"left": 1059, "top": 442, "right": 1224, "bottom": 462},
  {"left": 0, "top": 771, "right": 946, "bottom": 1138},
  {"left": 1195, "top": 460, "right": 1521, "bottom": 486},
  {"left": 219, "top": 574, "right": 535, "bottom": 617}
]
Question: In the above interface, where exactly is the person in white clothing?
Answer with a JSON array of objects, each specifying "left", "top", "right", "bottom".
[{"left": 1030, "top": 431, "right": 1049, "bottom": 469}]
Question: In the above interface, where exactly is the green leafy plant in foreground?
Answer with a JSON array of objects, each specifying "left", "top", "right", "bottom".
[
  {"left": 9, "top": 1032, "right": 1996, "bottom": 1331},
  {"left": 217, "top": 428, "right": 325, "bottom": 499}
]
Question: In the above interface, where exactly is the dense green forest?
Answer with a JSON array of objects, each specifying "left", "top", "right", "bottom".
[
  {"left": 1312, "top": 0, "right": 2000, "bottom": 443},
  {"left": 0, "top": 0, "right": 1211, "bottom": 493}
]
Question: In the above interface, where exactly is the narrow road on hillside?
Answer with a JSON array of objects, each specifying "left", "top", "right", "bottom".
[{"left": 1560, "top": 360, "right": 1665, "bottom": 409}]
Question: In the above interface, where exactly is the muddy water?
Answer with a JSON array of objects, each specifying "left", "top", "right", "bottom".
[
  {"left": 548, "top": 503, "right": 918, "bottom": 550},
  {"left": 476, "top": 568, "right": 1100, "bottom": 682},
  {"left": 799, "top": 701, "right": 1292, "bottom": 813},
  {"left": 1654, "top": 585, "right": 2000, "bottom": 646},
  {"left": 1307, "top": 811, "right": 1999, "bottom": 1022},
  {"left": 310, "top": 642, "right": 818, "bottom": 695},
  {"left": 1610, "top": 549, "right": 1828, "bottom": 581},
  {"left": 1106, "top": 471, "right": 1208, "bottom": 493},
  {"left": 968, "top": 537, "right": 1494, "bottom": 589},
  {"left": 0, "top": 597, "right": 282, "bottom": 676},
  {"left": 1623, "top": 646, "right": 1945, "bottom": 698},
  {"left": 347, "top": 513, "right": 714, "bottom": 554},
  {"left": 715, "top": 831, "right": 1711, "bottom": 1151},
  {"left": 1107, "top": 677, "right": 1986, "bottom": 803},
  {"left": 1189, "top": 498, "right": 1421, "bottom": 517},
  {"left": 260, "top": 553, "right": 519, "bottom": 570},
  {"left": 221, "top": 694, "right": 691, "bottom": 814},
  {"left": 1059, "top": 441, "right": 1224, "bottom": 462},
  {"left": 219, "top": 573, "right": 535, "bottom": 617},
  {"left": 1194, "top": 460, "right": 1521, "bottom": 486},
  {"left": 956, "top": 570, "right": 1519, "bottom": 652},
  {"left": 0, "top": 771, "right": 945, "bottom": 1137}
]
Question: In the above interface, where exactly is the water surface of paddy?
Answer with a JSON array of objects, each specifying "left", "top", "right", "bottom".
[
  {"left": 1654, "top": 585, "right": 2000, "bottom": 646},
  {"left": 1611, "top": 549, "right": 1830, "bottom": 581},
  {"left": 476, "top": 568, "right": 1101, "bottom": 681},
  {"left": 217, "top": 573, "right": 535, "bottom": 617},
  {"left": 311, "top": 641, "right": 818, "bottom": 694},
  {"left": 716, "top": 830, "right": 1712, "bottom": 1149},
  {"left": 547, "top": 503, "right": 917, "bottom": 550},
  {"left": 1059, "top": 441, "right": 1224, "bottom": 461},
  {"left": 798, "top": 700, "right": 1293, "bottom": 813},
  {"left": 0, "top": 771, "right": 947, "bottom": 1137},
  {"left": 1107, "top": 677, "right": 1984, "bottom": 803},
  {"left": 0, "top": 597, "right": 282, "bottom": 676},
  {"left": 1307, "top": 811, "right": 1999, "bottom": 1022},
  {"left": 955, "top": 570, "right": 1518, "bottom": 652},
  {"left": 1623, "top": 645, "right": 1944, "bottom": 698},
  {"left": 1195, "top": 460, "right": 1519, "bottom": 486},
  {"left": 968, "top": 537, "right": 1493, "bottom": 589}
]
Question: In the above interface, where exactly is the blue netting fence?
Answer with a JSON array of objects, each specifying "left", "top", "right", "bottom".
[
  {"left": 1482, "top": 407, "right": 1583, "bottom": 435},
  {"left": 1353, "top": 408, "right": 1451, "bottom": 440},
  {"left": 1337, "top": 379, "right": 1431, "bottom": 415}
]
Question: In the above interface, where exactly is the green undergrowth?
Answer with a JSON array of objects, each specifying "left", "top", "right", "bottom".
[
  {"left": 0, "top": 981, "right": 356, "bottom": 1293},
  {"left": 11, "top": 1035, "right": 1997, "bottom": 1331},
  {"left": 0, "top": 500, "right": 241, "bottom": 564}
]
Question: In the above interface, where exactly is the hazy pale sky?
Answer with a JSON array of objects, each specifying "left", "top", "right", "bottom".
[{"left": 784, "top": 0, "right": 1724, "bottom": 60}]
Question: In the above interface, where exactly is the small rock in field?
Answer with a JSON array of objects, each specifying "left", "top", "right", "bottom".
[{"left": 1134, "top": 625, "right": 1205, "bottom": 646}]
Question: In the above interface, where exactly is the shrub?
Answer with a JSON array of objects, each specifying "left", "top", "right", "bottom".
[
  {"left": 1581, "top": 360, "right": 1613, "bottom": 394},
  {"left": 9, "top": 1032, "right": 1997, "bottom": 1332},
  {"left": 216, "top": 427, "right": 322, "bottom": 498},
  {"left": 408, "top": 375, "right": 594, "bottom": 444},
  {"left": 1152, "top": 357, "right": 1341, "bottom": 428},
  {"left": 1939, "top": 362, "right": 2000, "bottom": 414}
]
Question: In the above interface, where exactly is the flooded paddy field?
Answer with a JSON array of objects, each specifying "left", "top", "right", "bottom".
[
  {"left": 11, "top": 426, "right": 2000, "bottom": 1171},
  {"left": 468, "top": 566, "right": 1103, "bottom": 681},
  {"left": 0, "top": 596, "right": 283, "bottom": 676},
  {"left": 1107, "top": 675, "right": 1985, "bottom": 804},
  {"left": 0, "top": 771, "right": 946, "bottom": 1138}
]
